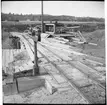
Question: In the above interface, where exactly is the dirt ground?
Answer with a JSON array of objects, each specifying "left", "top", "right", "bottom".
[
  {"left": 74, "top": 29, "right": 105, "bottom": 58},
  {"left": 3, "top": 83, "right": 88, "bottom": 104}
]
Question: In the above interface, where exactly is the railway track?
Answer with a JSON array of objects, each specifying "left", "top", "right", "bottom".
[
  {"left": 19, "top": 33, "right": 105, "bottom": 104},
  {"left": 37, "top": 43, "right": 105, "bottom": 104},
  {"left": 39, "top": 42, "right": 105, "bottom": 88}
]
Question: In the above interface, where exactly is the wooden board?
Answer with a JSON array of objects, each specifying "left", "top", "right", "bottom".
[
  {"left": 17, "top": 77, "right": 45, "bottom": 92},
  {"left": 69, "top": 61, "right": 105, "bottom": 83}
]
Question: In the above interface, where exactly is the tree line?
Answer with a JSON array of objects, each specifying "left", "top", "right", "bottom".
[{"left": 1, "top": 13, "right": 105, "bottom": 22}]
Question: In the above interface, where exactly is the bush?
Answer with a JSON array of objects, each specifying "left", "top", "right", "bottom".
[{"left": 2, "top": 24, "right": 39, "bottom": 32}]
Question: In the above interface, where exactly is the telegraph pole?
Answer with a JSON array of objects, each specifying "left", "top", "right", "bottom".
[
  {"left": 32, "top": 1, "right": 44, "bottom": 76},
  {"left": 41, "top": 0, "right": 44, "bottom": 33}
]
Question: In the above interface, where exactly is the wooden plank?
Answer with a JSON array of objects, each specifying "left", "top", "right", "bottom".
[
  {"left": 28, "top": 35, "right": 38, "bottom": 42},
  {"left": 44, "top": 38, "right": 70, "bottom": 49},
  {"left": 39, "top": 43, "right": 72, "bottom": 61},
  {"left": 57, "top": 63, "right": 87, "bottom": 81},
  {"left": 47, "top": 38, "right": 67, "bottom": 44},
  {"left": 17, "top": 49, "right": 20, "bottom": 54},
  {"left": 2, "top": 50, "right": 14, "bottom": 74},
  {"left": 40, "top": 33, "right": 50, "bottom": 38},
  {"left": 4, "top": 50, "right": 7, "bottom": 68},
  {"left": 37, "top": 44, "right": 61, "bottom": 62},
  {"left": 27, "top": 61, "right": 34, "bottom": 66},
  {"left": 12, "top": 49, "right": 16, "bottom": 57},
  {"left": 2, "top": 50, "right": 5, "bottom": 68},
  {"left": 5, "top": 50, "right": 9, "bottom": 67},
  {"left": 8, "top": 49, "right": 11, "bottom": 64},
  {"left": 55, "top": 37, "right": 69, "bottom": 42},
  {"left": 52, "top": 74, "right": 67, "bottom": 84},
  {"left": 37, "top": 51, "right": 43, "bottom": 58},
  {"left": 21, "top": 63, "right": 33, "bottom": 70},
  {"left": 7, "top": 50, "right": 10, "bottom": 67},
  {"left": 23, "top": 34, "right": 34, "bottom": 44},
  {"left": 23, "top": 43, "right": 34, "bottom": 61},
  {"left": 17, "top": 77, "right": 45, "bottom": 92},
  {"left": 12, "top": 33, "right": 34, "bottom": 61},
  {"left": 74, "top": 79, "right": 92, "bottom": 88},
  {"left": 40, "top": 42, "right": 84, "bottom": 55},
  {"left": 24, "top": 36, "right": 42, "bottom": 58},
  {"left": 19, "top": 37, "right": 34, "bottom": 61},
  {"left": 14, "top": 67, "right": 20, "bottom": 73},
  {"left": 70, "top": 61, "right": 105, "bottom": 83},
  {"left": 9, "top": 49, "right": 14, "bottom": 63},
  {"left": 20, "top": 40, "right": 26, "bottom": 50},
  {"left": 45, "top": 79, "right": 57, "bottom": 94},
  {"left": 84, "top": 53, "right": 105, "bottom": 64},
  {"left": 3, "top": 81, "right": 17, "bottom": 96},
  {"left": 44, "top": 39, "right": 80, "bottom": 52},
  {"left": 94, "top": 67, "right": 106, "bottom": 72},
  {"left": 83, "top": 59, "right": 103, "bottom": 66},
  {"left": 18, "top": 66, "right": 24, "bottom": 71},
  {"left": 4, "top": 75, "right": 14, "bottom": 84}
]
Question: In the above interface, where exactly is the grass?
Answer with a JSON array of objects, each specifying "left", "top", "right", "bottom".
[
  {"left": 2, "top": 21, "right": 104, "bottom": 25},
  {"left": 2, "top": 21, "right": 105, "bottom": 33}
]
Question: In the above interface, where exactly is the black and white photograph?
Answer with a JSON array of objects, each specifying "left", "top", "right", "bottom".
[{"left": 1, "top": 0, "right": 106, "bottom": 104}]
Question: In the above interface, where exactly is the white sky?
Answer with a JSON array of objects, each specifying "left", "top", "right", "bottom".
[{"left": 1, "top": 1, "right": 104, "bottom": 18}]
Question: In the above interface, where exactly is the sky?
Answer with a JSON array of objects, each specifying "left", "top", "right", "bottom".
[{"left": 1, "top": 1, "right": 104, "bottom": 18}]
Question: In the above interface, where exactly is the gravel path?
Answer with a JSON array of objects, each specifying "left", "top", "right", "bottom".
[{"left": 3, "top": 87, "right": 88, "bottom": 104}]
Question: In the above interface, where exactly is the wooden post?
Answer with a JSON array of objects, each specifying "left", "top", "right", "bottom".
[
  {"left": 41, "top": 0, "right": 44, "bottom": 33},
  {"left": 26, "top": 33, "right": 39, "bottom": 76},
  {"left": 33, "top": 41, "right": 39, "bottom": 76}
]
